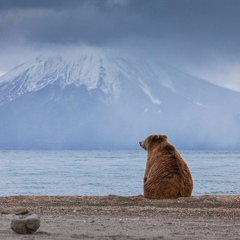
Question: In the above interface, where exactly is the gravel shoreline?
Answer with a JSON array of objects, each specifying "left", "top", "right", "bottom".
[{"left": 1, "top": 195, "right": 240, "bottom": 239}]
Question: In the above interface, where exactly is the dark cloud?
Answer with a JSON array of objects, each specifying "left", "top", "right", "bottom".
[
  {"left": 0, "top": 0, "right": 87, "bottom": 11},
  {"left": 1, "top": 0, "right": 240, "bottom": 78},
  {"left": 0, "top": 0, "right": 132, "bottom": 45},
  {"left": 1, "top": 0, "right": 240, "bottom": 49}
]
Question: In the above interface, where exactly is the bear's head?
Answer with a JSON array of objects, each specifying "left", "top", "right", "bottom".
[{"left": 139, "top": 134, "right": 168, "bottom": 151}]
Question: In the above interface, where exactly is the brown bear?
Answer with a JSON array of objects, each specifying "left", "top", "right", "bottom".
[{"left": 139, "top": 134, "right": 193, "bottom": 199}]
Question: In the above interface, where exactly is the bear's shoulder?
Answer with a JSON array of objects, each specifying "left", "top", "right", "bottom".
[{"left": 162, "top": 144, "right": 176, "bottom": 153}]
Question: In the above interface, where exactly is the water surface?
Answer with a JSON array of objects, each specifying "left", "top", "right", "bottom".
[{"left": 0, "top": 150, "right": 239, "bottom": 196}]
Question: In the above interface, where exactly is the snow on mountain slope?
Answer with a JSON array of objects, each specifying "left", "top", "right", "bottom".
[
  {"left": 0, "top": 54, "right": 117, "bottom": 104},
  {"left": 0, "top": 52, "right": 240, "bottom": 150},
  {"left": 0, "top": 53, "right": 174, "bottom": 107}
]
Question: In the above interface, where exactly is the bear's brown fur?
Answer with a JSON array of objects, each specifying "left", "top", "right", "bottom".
[{"left": 139, "top": 134, "right": 193, "bottom": 199}]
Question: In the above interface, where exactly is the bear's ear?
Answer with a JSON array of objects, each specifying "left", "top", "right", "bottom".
[
  {"left": 152, "top": 134, "right": 161, "bottom": 142},
  {"left": 152, "top": 134, "right": 167, "bottom": 142}
]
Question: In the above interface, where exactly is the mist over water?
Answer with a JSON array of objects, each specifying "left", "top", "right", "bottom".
[{"left": 1, "top": 150, "right": 240, "bottom": 196}]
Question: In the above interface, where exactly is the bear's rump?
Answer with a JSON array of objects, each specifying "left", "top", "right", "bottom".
[{"left": 144, "top": 174, "right": 182, "bottom": 199}]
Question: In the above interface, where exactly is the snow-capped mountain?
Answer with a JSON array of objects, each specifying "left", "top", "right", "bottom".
[
  {"left": 0, "top": 52, "right": 240, "bottom": 150},
  {"left": 0, "top": 53, "right": 174, "bottom": 106}
]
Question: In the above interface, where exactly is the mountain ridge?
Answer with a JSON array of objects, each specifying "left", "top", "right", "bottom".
[{"left": 0, "top": 53, "right": 240, "bottom": 150}]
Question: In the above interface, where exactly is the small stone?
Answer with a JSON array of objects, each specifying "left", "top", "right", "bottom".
[
  {"left": 1, "top": 206, "right": 29, "bottom": 215},
  {"left": 11, "top": 214, "right": 40, "bottom": 234}
]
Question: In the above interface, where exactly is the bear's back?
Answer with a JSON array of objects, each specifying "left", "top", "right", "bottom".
[{"left": 144, "top": 142, "right": 193, "bottom": 199}]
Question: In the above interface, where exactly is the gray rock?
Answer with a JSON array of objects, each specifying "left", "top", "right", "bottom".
[{"left": 11, "top": 213, "right": 40, "bottom": 234}]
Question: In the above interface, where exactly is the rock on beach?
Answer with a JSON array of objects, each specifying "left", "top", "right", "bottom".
[
  {"left": 1, "top": 206, "right": 29, "bottom": 215},
  {"left": 11, "top": 214, "right": 40, "bottom": 234}
]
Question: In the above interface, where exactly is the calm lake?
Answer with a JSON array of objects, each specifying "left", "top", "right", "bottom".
[{"left": 0, "top": 150, "right": 239, "bottom": 196}]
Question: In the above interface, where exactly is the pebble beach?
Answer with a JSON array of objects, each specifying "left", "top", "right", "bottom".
[{"left": 0, "top": 195, "right": 240, "bottom": 239}]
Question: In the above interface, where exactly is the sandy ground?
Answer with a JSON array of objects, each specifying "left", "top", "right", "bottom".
[{"left": 0, "top": 195, "right": 240, "bottom": 239}]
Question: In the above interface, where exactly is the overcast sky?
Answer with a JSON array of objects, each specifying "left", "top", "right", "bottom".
[{"left": 1, "top": 0, "right": 240, "bottom": 91}]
